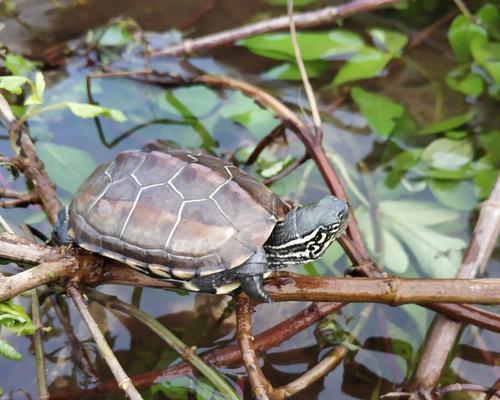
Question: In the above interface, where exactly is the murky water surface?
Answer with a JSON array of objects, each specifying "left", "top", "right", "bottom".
[{"left": 0, "top": 1, "right": 498, "bottom": 399}]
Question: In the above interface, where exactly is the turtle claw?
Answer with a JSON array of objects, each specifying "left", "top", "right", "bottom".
[{"left": 240, "top": 274, "right": 272, "bottom": 303}]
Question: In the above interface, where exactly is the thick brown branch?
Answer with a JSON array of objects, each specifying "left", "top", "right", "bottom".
[
  {"left": 151, "top": 0, "right": 399, "bottom": 57},
  {"left": 0, "top": 260, "right": 75, "bottom": 302},
  {"left": 265, "top": 275, "right": 500, "bottom": 304}
]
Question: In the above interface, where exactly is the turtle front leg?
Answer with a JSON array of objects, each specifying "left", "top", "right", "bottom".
[
  {"left": 236, "top": 248, "right": 272, "bottom": 303},
  {"left": 53, "top": 206, "right": 72, "bottom": 245}
]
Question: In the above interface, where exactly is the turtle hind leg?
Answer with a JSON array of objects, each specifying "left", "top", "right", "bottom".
[{"left": 236, "top": 248, "right": 272, "bottom": 303}]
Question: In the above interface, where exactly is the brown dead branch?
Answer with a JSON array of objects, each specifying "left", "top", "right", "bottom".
[
  {"left": 0, "top": 188, "right": 39, "bottom": 208},
  {"left": 151, "top": 0, "right": 400, "bottom": 57}
]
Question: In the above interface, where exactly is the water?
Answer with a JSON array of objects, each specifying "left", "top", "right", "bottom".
[{"left": 0, "top": 1, "right": 498, "bottom": 399}]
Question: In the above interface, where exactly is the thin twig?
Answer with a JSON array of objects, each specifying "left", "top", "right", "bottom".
[
  {"left": 87, "top": 290, "right": 240, "bottom": 400},
  {"left": 406, "top": 177, "right": 500, "bottom": 391},
  {"left": 439, "top": 382, "right": 500, "bottom": 398},
  {"left": 32, "top": 288, "right": 49, "bottom": 400},
  {"left": 263, "top": 153, "right": 309, "bottom": 186},
  {"left": 67, "top": 286, "right": 143, "bottom": 400},
  {"left": 0, "top": 189, "right": 38, "bottom": 208},
  {"left": 151, "top": 0, "right": 400, "bottom": 57},
  {"left": 287, "top": 0, "right": 322, "bottom": 135},
  {"left": 272, "top": 346, "right": 347, "bottom": 399}
]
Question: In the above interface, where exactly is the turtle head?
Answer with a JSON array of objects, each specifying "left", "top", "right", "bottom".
[{"left": 265, "top": 196, "right": 349, "bottom": 265}]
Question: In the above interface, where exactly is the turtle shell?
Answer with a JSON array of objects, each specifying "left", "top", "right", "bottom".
[{"left": 68, "top": 149, "right": 290, "bottom": 280}]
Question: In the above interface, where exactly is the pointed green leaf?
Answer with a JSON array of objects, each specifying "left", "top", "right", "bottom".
[
  {"left": 240, "top": 30, "right": 365, "bottom": 61},
  {"left": 65, "top": 102, "right": 127, "bottom": 122},
  {"left": 265, "top": 60, "right": 330, "bottom": 80},
  {"left": 333, "top": 47, "right": 392, "bottom": 86},
  {"left": 369, "top": 28, "right": 408, "bottom": 55},
  {"left": 0, "top": 76, "right": 29, "bottom": 95},
  {"left": 446, "top": 65, "right": 484, "bottom": 97},
  {"left": 351, "top": 87, "right": 404, "bottom": 138},
  {"left": 36, "top": 142, "right": 97, "bottom": 194},
  {"left": 418, "top": 112, "right": 474, "bottom": 135},
  {"left": 0, "top": 339, "right": 22, "bottom": 361},
  {"left": 447, "top": 15, "right": 487, "bottom": 62},
  {"left": 421, "top": 138, "right": 473, "bottom": 171}
]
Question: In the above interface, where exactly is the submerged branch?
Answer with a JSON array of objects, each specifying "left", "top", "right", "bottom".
[
  {"left": 88, "top": 290, "right": 240, "bottom": 400},
  {"left": 67, "top": 286, "right": 143, "bottom": 400}
]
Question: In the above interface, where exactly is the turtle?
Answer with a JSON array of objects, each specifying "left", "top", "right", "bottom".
[{"left": 54, "top": 148, "right": 349, "bottom": 303}]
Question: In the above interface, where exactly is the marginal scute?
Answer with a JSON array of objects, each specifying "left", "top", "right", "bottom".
[{"left": 68, "top": 148, "right": 290, "bottom": 280}]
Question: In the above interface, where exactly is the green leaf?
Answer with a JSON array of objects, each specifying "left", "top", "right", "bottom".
[
  {"left": 444, "top": 130, "right": 467, "bottom": 140},
  {"left": 25, "top": 71, "right": 45, "bottom": 105},
  {"left": 377, "top": 200, "right": 466, "bottom": 277},
  {"left": 446, "top": 65, "right": 484, "bottom": 97},
  {"left": 478, "top": 130, "right": 500, "bottom": 163},
  {"left": 357, "top": 207, "right": 409, "bottom": 273},
  {"left": 0, "top": 338, "right": 22, "bottom": 361},
  {"left": 470, "top": 38, "right": 500, "bottom": 84},
  {"left": 473, "top": 167, "right": 497, "bottom": 199},
  {"left": 368, "top": 28, "right": 408, "bottom": 55},
  {"left": 219, "top": 91, "right": 279, "bottom": 138},
  {"left": 418, "top": 112, "right": 474, "bottom": 135},
  {"left": 0, "top": 76, "right": 29, "bottom": 95},
  {"left": 333, "top": 47, "right": 392, "bottom": 86},
  {"left": 476, "top": 4, "right": 500, "bottom": 38},
  {"left": 99, "top": 22, "right": 133, "bottom": 47},
  {"left": 421, "top": 138, "right": 474, "bottom": 171},
  {"left": 240, "top": 30, "right": 365, "bottom": 61},
  {"left": 447, "top": 15, "right": 487, "bottom": 62},
  {"left": 265, "top": 60, "right": 330, "bottom": 80},
  {"left": 4, "top": 53, "right": 39, "bottom": 76},
  {"left": 0, "top": 301, "right": 35, "bottom": 335},
  {"left": 36, "top": 142, "right": 97, "bottom": 194},
  {"left": 259, "top": 155, "right": 294, "bottom": 178},
  {"left": 351, "top": 87, "right": 405, "bottom": 138},
  {"left": 385, "top": 150, "right": 420, "bottom": 187},
  {"left": 428, "top": 179, "right": 477, "bottom": 211},
  {"left": 65, "top": 102, "right": 127, "bottom": 122},
  {"left": 158, "top": 86, "right": 219, "bottom": 118}
]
